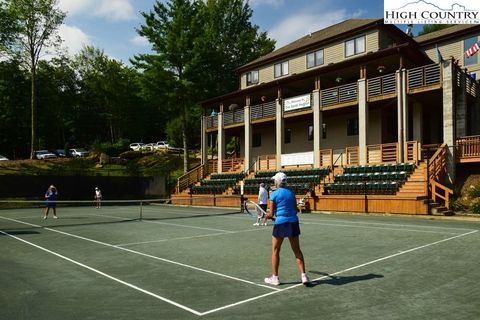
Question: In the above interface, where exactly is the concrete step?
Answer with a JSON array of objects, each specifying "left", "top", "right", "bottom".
[{"left": 428, "top": 202, "right": 455, "bottom": 216}]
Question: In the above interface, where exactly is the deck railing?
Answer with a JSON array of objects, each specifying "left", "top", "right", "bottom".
[
  {"left": 209, "top": 158, "right": 244, "bottom": 173},
  {"left": 206, "top": 115, "right": 218, "bottom": 129},
  {"left": 250, "top": 101, "right": 276, "bottom": 121},
  {"left": 345, "top": 146, "right": 359, "bottom": 165},
  {"left": 426, "top": 144, "right": 453, "bottom": 209},
  {"left": 176, "top": 164, "right": 207, "bottom": 193},
  {"left": 407, "top": 63, "right": 441, "bottom": 92},
  {"left": 366, "top": 142, "right": 398, "bottom": 164},
  {"left": 405, "top": 141, "right": 420, "bottom": 163},
  {"left": 367, "top": 73, "right": 396, "bottom": 99},
  {"left": 456, "top": 135, "right": 480, "bottom": 161},
  {"left": 320, "top": 82, "right": 357, "bottom": 107},
  {"left": 319, "top": 149, "right": 333, "bottom": 167},
  {"left": 223, "top": 109, "right": 244, "bottom": 126},
  {"left": 257, "top": 154, "right": 276, "bottom": 171}
]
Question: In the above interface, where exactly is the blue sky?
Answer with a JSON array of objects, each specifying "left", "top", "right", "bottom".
[{"left": 57, "top": 0, "right": 421, "bottom": 65}]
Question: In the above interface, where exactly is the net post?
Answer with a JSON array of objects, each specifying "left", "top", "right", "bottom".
[{"left": 139, "top": 201, "right": 143, "bottom": 221}]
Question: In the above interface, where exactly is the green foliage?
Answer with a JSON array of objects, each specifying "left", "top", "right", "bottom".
[
  {"left": 471, "top": 199, "right": 480, "bottom": 214},
  {"left": 467, "top": 183, "right": 480, "bottom": 198},
  {"left": 91, "top": 139, "right": 131, "bottom": 157},
  {"left": 449, "top": 199, "right": 468, "bottom": 212},
  {"left": 417, "top": 24, "right": 452, "bottom": 37}
]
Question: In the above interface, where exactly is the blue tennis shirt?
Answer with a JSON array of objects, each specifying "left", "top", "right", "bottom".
[{"left": 270, "top": 187, "right": 298, "bottom": 225}]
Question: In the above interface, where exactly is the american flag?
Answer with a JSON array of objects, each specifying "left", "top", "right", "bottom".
[{"left": 465, "top": 42, "right": 480, "bottom": 58}]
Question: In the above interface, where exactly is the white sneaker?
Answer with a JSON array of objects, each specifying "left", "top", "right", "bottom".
[
  {"left": 301, "top": 273, "right": 310, "bottom": 285},
  {"left": 53, "top": 216, "right": 58, "bottom": 219},
  {"left": 264, "top": 275, "right": 280, "bottom": 286},
  {"left": 253, "top": 222, "right": 259, "bottom": 226},
  {"left": 43, "top": 216, "right": 47, "bottom": 220},
  {"left": 262, "top": 223, "right": 267, "bottom": 226}
]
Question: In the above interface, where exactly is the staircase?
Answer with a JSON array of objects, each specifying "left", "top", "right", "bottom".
[
  {"left": 396, "top": 162, "right": 428, "bottom": 198},
  {"left": 428, "top": 200, "right": 454, "bottom": 216}
]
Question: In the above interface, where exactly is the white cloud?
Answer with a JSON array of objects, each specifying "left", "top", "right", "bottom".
[
  {"left": 268, "top": 10, "right": 349, "bottom": 48},
  {"left": 249, "top": 0, "right": 285, "bottom": 7},
  {"left": 58, "top": 24, "right": 92, "bottom": 56},
  {"left": 58, "top": 0, "right": 135, "bottom": 21},
  {"left": 130, "top": 35, "right": 150, "bottom": 47}
]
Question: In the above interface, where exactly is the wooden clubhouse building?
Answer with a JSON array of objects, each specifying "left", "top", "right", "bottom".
[{"left": 173, "top": 19, "right": 480, "bottom": 215}]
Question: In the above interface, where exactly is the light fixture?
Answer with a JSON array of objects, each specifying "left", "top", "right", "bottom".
[{"left": 377, "top": 65, "right": 386, "bottom": 73}]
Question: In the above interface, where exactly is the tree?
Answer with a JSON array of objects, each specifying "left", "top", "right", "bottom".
[
  {"left": 135, "top": 0, "right": 201, "bottom": 173},
  {"left": 1, "top": 0, "right": 65, "bottom": 159},
  {"left": 134, "top": 0, "right": 275, "bottom": 173}
]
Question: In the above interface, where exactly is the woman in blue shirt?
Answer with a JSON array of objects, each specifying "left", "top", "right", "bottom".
[
  {"left": 265, "top": 172, "right": 309, "bottom": 285},
  {"left": 43, "top": 185, "right": 58, "bottom": 219}
]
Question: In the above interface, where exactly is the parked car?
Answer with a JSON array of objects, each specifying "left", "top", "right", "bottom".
[
  {"left": 53, "top": 149, "right": 67, "bottom": 157},
  {"left": 143, "top": 143, "right": 158, "bottom": 151},
  {"left": 154, "top": 141, "right": 169, "bottom": 150},
  {"left": 129, "top": 143, "right": 145, "bottom": 151},
  {"left": 69, "top": 148, "right": 89, "bottom": 157},
  {"left": 0, "top": 154, "right": 8, "bottom": 161},
  {"left": 35, "top": 150, "right": 57, "bottom": 160}
]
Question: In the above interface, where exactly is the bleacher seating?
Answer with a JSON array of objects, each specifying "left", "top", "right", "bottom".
[
  {"left": 191, "top": 172, "right": 245, "bottom": 194},
  {"left": 324, "top": 162, "right": 415, "bottom": 195}
]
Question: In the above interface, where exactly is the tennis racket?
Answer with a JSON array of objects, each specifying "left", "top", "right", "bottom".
[{"left": 244, "top": 200, "right": 274, "bottom": 221}]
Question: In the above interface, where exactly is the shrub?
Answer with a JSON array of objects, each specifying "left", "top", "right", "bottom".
[
  {"left": 471, "top": 199, "right": 480, "bottom": 214},
  {"left": 468, "top": 183, "right": 480, "bottom": 198},
  {"left": 450, "top": 199, "right": 468, "bottom": 212}
]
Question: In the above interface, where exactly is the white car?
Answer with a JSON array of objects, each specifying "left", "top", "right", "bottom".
[
  {"left": 154, "top": 141, "right": 169, "bottom": 150},
  {"left": 35, "top": 150, "right": 57, "bottom": 160},
  {"left": 0, "top": 154, "right": 8, "bottom": 161},
  {"left": 69, "top": 148, "right": 89, "bottom": 157},
  {"left": 129, "top": 143, "right": 145, "bottom": 151},
  {"left": 141, "top": 143, "right": 156, "bottom": 151}
]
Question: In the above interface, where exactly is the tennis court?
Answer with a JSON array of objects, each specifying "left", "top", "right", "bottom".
[{"left": 1, "top": 201, "right": 479, "bottom": 320}]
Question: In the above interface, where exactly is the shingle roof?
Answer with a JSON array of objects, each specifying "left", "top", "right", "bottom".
[
  {"left": 415, "top": 24, "right": 480, "bottom": 44},
  {"left": 238, "top": 18, "right": 382, "bottom": 72}
]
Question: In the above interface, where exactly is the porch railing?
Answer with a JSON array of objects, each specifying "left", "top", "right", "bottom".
[
  {"left": 176, "top": 164, "right": 207, "bottom": 193},
  {"left": 367, "top": 142, "right": 398, "bottom": 163},
  {"left": 427, "top": 143, "right": 453, "bottom": 209},
  {"left": 319, "top": 149, "right": 333, "bottom": 167},
  {"left": 456, "top": 135, "right": 480, "bottom": 160},
  {"left": 320, "top": 82, "right": 357, "bottom": 107},
  {"left": 345, "top": 146, "right": 359, "bottom": 165},
  {"left": 407, "top": 63, "right": 441, "bottom": 92},
  {"left": 257, "top": 154, "right": 276, "bottom": 171},
  {"left": 223, "top": 109, "right": 244, "bottom": 126},
  {"left": 367, "top": 73, "right": 396, "bottom": 99},
  {"left": 405, "top": 141, "right": 420, "bottom": 163},
  {"left": 250, "top": 101, "right": 276, "bottom": 121},
  {"left": 209, "top": 158, "right": 244, "bottom": 173},
  {"left": 206, "top": 115, "right": 218, "bottom": 129}
]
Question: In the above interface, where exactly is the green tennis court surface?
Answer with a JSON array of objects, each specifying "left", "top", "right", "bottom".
[{"left": 1, "top": 204, "right": 479, "bottom": 319}]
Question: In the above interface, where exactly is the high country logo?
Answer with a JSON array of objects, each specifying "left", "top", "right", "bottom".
[{"left": 384, "top": 0, "right": 480, "bottom": 24}]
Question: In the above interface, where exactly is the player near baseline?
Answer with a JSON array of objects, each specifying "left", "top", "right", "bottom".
[
  {"left": 94, "top": 187, "right": 102, "bottom": 209},
  {"left": 43, "top": 185, "right": 58, "bottom": 219},
  {"left": 254, "top": 183, "right": 269, "bottom": 226},
  {"left": 264, "top": 172, "right": 309, "bottom": 286}
]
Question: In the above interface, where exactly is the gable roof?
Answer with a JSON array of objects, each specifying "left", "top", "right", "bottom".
[
  {"left": 237, "top": 19, "right": 383, "bottom": 73},
  {"left": 415, "top": 24, "right": 480, "bottom": 46}
]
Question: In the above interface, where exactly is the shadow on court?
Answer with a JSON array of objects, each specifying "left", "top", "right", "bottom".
[
  {"left": 305, "top": 271, "right": 384, "bottom": 287},
  {"left": 0, "top": 230, "right": 40, "bottom": 236}
]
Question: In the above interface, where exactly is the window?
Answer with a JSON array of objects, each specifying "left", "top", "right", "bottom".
[
  {"left": 345, "top": 36, "right": 366, "bottom": 57},
  {"left": 308, "top": 125, "right": 314, "bottom": 141},
  {"left": 347, "top": 118, "right": 359, "bottom": 136},
  {"left": 307, "top": 49, "right": 324, "bottom": 68},
  {"left": 464, "top": 37, "right": 478, "bottom": 66},
  {"left": 284, "top": 128, "right": 291, "bottom": 144},
  {"left": 252, "top": 133, "right": 261, "bottom": 148},
  {"left": 274, "top": 61, "right": 289, "bottom": 78},
  {"left": 246, "top": 70, "right": 259, "bottom": 86}
]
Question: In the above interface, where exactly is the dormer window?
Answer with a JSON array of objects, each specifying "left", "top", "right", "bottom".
[
  {"left": 246, "top": 70, "right": 259, "bottom": 86},
  {"left": 274, "top": 61, "right": 289, "bottom": 78},
  {"left": 307, "top": 49, "right": 324, "bottom": 68},
  {"left": 345, "top": 35, "right": 365, "bottom": 57}
]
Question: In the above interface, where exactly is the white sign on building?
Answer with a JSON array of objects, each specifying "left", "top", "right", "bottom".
[{"left": 283, "top": 94, "right": 311, "bottom": 112}]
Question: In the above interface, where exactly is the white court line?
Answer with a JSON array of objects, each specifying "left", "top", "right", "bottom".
[
  {"left": 0, "top": 229, "right": 202, "bottom": 316},
  {"left": 301, "top": 221, "right": 460, "bottom": 235},
  {"left": 0, "top": 215, "right": 280, "bottom": 293},
  {"left": 98, "top": 213, "right": 235, "bottom": 233},
  {"left": 199, "top": 229, "right": 479, "bottom": 316},
  {"left": 115, "top": 227, "right": 265, "bottom": 247},
  {"left": 300, "top": 217, "right": 477, "bottom": 231}
]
